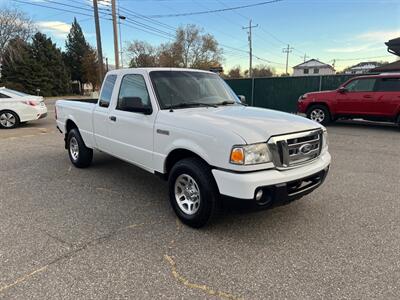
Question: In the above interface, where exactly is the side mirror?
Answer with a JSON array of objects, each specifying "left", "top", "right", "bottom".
[
  {"left": 338, "top": 87, "right": 347, "bottom": 94},
  {"left": 119, "top": 97, "right": 152, "bottom": 115},
  {"left": 237, "top": 95, "right": 246, "bottom": 104}
]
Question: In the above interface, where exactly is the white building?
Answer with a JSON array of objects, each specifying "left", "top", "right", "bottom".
[
  {"left": 293, "top": 59, "right": 335, "bottom": 76},
  {"left": 344, "top": 61, "right": 384, "bottom": 74}
]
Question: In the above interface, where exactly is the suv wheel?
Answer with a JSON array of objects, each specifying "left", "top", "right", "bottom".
[
  {"left": 168, "top": 158, "right": 219, "bottom": 228},
  {"left": 67, "top": 129, "right": 93, "bottom": 168},
  {"left": 307, "top": 105, "right": 331, "bottom": 125},
  {"left": 0, "top": 111, "right": 20, "bottom": 129}
]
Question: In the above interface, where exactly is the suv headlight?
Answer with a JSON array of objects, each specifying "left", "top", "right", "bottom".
[{"left": 230, "top": 143, "right": 271, "bottom": 165}]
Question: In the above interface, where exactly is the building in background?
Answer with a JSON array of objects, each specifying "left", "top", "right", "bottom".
[
  {"left": 371, "top": 60, "right": 400, "bottom": 73},
  {"left": 343, "top": 61, "right": 385, "bottom": 74},
  {"left": 292, "top": 59, "right": 335, "bottom": 76}
]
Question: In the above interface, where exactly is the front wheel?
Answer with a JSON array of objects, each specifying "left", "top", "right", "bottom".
[
  {"left": 67, "top": 129, "right": 93, "bottom": 168},
  {"left": 168, "top": 158, "right": 219, "bottom": 228},
  {"left": 307, "top": 105, "right": 331, "bottom": 125}
]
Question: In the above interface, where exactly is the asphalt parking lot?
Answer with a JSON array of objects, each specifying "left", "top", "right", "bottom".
[{"left": 1, "top": 98, "right": 399, "bottom": 299}]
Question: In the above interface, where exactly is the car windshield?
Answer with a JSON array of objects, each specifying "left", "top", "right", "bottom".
[
  {"left": 3, "top": 88, "right": 30, "bottom": 97},
  {"left": 149, "top": 71, "right": 240, "bottom": 109}
]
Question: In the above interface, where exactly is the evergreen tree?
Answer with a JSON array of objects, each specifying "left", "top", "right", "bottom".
[
  {"left": 1, "top": 38, "right": 36, "bottom": 93},
  {"left": 30, "top": 32, "right": 70, "bottom": 96},
  {"left": 64, "top": 18, "right": 89, "bottom": 91},
  {"left": 1, "top": 33, "right": 70, "bottom": 96}
]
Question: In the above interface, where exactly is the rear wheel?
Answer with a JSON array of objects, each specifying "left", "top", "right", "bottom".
[
  {"left": 67, "top": 128, "right": 93, "bottom": 168},
  {"left": 307, "top": 105, "right": 331, "bottom": 125},
  {"left": 168, "top": 158, "right": 219, "bottom": 228},
  {"left": 0, "top": 111, "right": 20, "bottom": 129}
]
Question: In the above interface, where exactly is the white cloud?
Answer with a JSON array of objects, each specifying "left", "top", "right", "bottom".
[
  {"left": 36, "top": 21, "right": 71, "bottom": 39},
  {"left": 356, "top": 30, "right": 400, "bottom": 42}
]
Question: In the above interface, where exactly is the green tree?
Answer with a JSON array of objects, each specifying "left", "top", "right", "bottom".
[
  {"left": 31, "top": 32, "right": 70, "bottom": 96},
  {"left": 64, "top": 18, "right": 89, "bottom": 92},
  {"left": 82, "top": 45, "right": 100, "bottom": 91},
  {"left": 1, "top": 38, "right": 35, "bottom": 92},
  {"left": 1, "top": 33, "right": 70, "bottom": 96}
]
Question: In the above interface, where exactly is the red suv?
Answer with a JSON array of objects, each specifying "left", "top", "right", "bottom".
[{"left": 298, "top": 74, "right": 400, "bottom": 126}]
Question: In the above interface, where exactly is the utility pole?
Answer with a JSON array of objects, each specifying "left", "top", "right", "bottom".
[
  {"left": 282, "top": 44, "right": 293, "bottom": 75},
  {"left": 93, "top": 0, "right": 104, "bottom": 81},
  {"left": 303, "top": 53, "right": 309, "bottom": 62},
  {"left": 118, "top": 14, "right": 126, "bottom": 68},
  {"left": 111, "top": 0, "right": 120, "bottom": 69},
  {"left": 242, "top": 19, "right": 258, "bottom": 78}
]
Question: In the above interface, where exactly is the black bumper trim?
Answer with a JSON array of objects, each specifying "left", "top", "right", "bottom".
[{"left": 221, "top": 166, "right": 330, "bottom": 210}]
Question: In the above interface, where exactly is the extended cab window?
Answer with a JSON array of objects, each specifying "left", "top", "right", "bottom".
[
  {"left": 345, "top": 79, "right": 376, "bottom": 92},
  {"left": 117, "top": 74, "right": 151, "bottom": 112},
  {"left": 375, "top": 78, "right": 400, "bottom": 91},
  {"left": 99, "top": 75, "right": 117, "bottom": 108}
]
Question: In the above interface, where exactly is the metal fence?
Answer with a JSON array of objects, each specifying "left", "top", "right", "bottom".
[{"left": 225, "top": 74, "right": 356, "bottom": 113}]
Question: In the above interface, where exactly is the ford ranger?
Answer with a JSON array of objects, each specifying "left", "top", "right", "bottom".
[{"left": 56, "top": 68, "right": 331, "bottom": 228}]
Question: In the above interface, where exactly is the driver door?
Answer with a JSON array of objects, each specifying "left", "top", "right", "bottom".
[
  {"left": 106, "top": 73, "right": 156, "bottom": 171},
  {"left": 335, "top": 78, "right": 377, "bottom": 116}
]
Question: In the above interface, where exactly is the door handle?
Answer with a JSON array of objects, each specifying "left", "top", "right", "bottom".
[
  {"left": 109, "top": 116, "right": 117, "bottom": 122},
  {"left": 363, "top": 95, "right": 372, "bottom": 99}
]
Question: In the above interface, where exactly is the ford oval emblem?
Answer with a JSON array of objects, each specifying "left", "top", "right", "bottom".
[{"left": 299, "top": 143, "right": 313, "bottom": 154}]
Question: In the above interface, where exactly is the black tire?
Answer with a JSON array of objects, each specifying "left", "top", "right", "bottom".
[
  {"left": 306, "top": 105, "right": 331, "bottom": 125},
  {"left": 168, "top": 158, "right": 220, "bottom": 228},
  {"left": 396, "top": 114, "right": 400, "bottom": 127},
  {"left": 67, "top": 128, "right": 93, "bottom": 168},
  {"left": 0, "top": 110, "right": 20, "bottom": 129}
]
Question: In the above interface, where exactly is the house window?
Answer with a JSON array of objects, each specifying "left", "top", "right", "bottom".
[
  {"left": 313, "top": 68, "right": 319, "bottom": 74},
  {"left": 303, "top": 69, "right": 309, "bottom": 74}
]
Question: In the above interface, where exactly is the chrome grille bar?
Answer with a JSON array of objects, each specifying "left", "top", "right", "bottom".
[{"left": 268, "top": 129, "right": 323, "bottom": 169}]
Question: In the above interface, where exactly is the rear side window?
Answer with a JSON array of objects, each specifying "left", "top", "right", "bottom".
[
  {"left": 345, "top": 79, "right": 376, "bottom": 92},
  {"left": 99, "top": 75, "right": 117, "bottom": 108},
  {"left": 375, "top": 78, "right": 400, "bottom": 91},
  {"left": 0, "top": 92, "right": 10, "bottom": 98}
]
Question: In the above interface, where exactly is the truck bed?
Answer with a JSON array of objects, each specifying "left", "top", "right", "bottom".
[{"left": 63, "top": 98, "right": 98, "bottom": 104}]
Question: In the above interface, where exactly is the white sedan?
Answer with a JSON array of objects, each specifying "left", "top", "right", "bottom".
[{"left": 0, "top": 87, "right": 48, "bottom": 129}]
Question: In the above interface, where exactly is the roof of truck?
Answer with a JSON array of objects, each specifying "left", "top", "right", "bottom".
[{"left": 106, "top": 67, "right": 215, "bottom": 75}]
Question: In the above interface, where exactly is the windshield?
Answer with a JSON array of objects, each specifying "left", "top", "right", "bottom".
[
  {"left": 3, "top": 88, "right": 30, "bottom": 97},
  {"left": 150, "top": 71, "right": 240, "bottom": 109}
]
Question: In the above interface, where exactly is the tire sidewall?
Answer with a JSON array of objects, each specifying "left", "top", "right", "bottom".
[
  {"left": 0, "top": 110, "right": 20, "bottom": 129},
  {"left": 307, "top": 105, "right": 330, "bottom": 125},
  {"left": 168, "top": 160, "right": 216, "bottom": 227},
  {"left": 67, "top": 128, "right": 93, "bottom": 168}
]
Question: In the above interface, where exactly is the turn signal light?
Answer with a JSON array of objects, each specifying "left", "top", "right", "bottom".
[{"left": 230, "top": 147, "right": 244, "bottom": 164}]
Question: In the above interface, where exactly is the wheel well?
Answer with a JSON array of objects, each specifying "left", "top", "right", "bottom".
[
  {"left": 66, "top": 119, "right": 78, "bottom": 133},
  {"left": 0, "top": 109, "right": 20, "bottom": 121},
  {"left": 306, "top": 102, "right": 330, "bottom": 112},
  {"left": 64, "top": 120, "right": 78, "bottom": 149},
  {"left": 165, "top": 149, "right": 208, "bottom": 176}
]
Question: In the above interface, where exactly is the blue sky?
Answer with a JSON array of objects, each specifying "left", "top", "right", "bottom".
[{"left": 2, "top": 0, "right": 400, "bottom": 73}]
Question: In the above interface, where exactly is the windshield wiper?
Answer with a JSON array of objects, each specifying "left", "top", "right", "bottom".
[
  {"left": 168, "top": 102, "right": 217, "bottom": 110},
  {"left": 216, "top": 101, "right": 236, "bottom": 106}
]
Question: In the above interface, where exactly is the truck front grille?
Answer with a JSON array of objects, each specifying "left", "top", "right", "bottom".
[{"left": 268, "top": 129, "right": 323, "bottom": 169}]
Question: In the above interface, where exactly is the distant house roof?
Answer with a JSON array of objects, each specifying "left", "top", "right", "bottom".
[
  {"left": 293, "top": 59, "right": 334, "bottom": 70},
  {"left": 386, "top": 37, "right": 400, "bottom": 56},
  {"left": 371, "top": 60, "right": 400, "bottom": 72},
  {"left": 347, "top": 61, "right": 383, "bottom": 71}
]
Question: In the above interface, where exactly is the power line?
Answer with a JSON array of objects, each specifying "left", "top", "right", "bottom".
[{"left": 146, "top": 0, "right": 283, "bottom": 18}]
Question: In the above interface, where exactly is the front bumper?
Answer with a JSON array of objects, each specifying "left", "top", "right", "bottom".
[{"left": 212, "top": 152, "right": 331, "bottom": 200}]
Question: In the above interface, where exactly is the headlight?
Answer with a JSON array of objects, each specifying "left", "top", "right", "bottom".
[
  {"left": 322, "top": 129, "right": 329, "bottom": 152},
  {"left": 298, "top": 94, "right": 307, "bottom": 101},
  {"left": 230, "top": 143, "right": 271, "bottom": 165}
]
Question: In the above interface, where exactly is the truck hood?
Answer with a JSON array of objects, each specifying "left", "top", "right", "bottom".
[{"left": 163, "top": 105, "right": 322, "bottom": 144}]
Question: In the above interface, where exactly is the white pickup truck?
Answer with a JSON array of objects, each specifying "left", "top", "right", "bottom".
[{"left": 56, "top": 68, "right": 331, "bottom": 228}]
